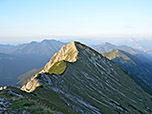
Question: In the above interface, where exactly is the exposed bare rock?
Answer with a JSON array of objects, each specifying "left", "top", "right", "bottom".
[
  {"left": 21, "top": 77, "right": 40, "bottom": 92},
  {"left": 21, "top": 41, "right": 79, "bottom": 92},
  {"left": 42, "top": 41, "right": 79, "bottom": 72}
]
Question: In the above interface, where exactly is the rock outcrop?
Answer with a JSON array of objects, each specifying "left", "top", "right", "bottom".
[
  {"left": 21, "top": 41, "right": 79, "bottom": 92},
  {"left": 20, "top": 41, "right": 152, "bottom": 114}
]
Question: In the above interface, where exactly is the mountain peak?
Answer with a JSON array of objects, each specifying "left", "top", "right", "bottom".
[
  {"left": 42, "top": 41, "right": 79, "bottom": 72},
  {"left": 42, "top": 41, "right": 101, "bottom": 72},
  {"left": 21, "top": 41, "right": 103, "bottom": 92},
  {"left": 102, "top": 48, "right": 130, "bottom": 60},
  {"left": 94, "top": 42, "right": 117, "bottom": 52},
  {"left": 20, "top": 41, "right": 152, "bottom": 113},
  {"left": 102, "top": 42, "right": 113, "bottom": 45},
  {"left": 112, "top": 48, "right": 119, "bottom": 52},
  {"left": 21, "top": 41, "right": 79, "bottom": 92}
]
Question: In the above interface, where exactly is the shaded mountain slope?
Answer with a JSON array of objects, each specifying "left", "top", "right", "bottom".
[
  {"left": 93, "top": 42, "right": 139, "bottom": 54},
  {"left": 6, "top": 39, "right": 66, "bottom": 68},
  {"left": 19, "top": 41, "right": 152, "bottom": 114},
  {"left": 93, "top": 42, "right": 146, "bottom": 61},
  {"left": 0, "top": 44, "right": 14, "bottom": 53},
  {"left": 102, "top": 49, "right": 152, "bottom": 86},
  {"left": 93, "top": 42, "right": 116, "bottom": 52},
  {"left": 0, "top": 53, "right": 45, "bottom": 86},
  {"left": 0, "top": 40, "right": 65, "bottom": 86},
  {"left": 7, "top": 40, "right": 64, "bottom": 57}
]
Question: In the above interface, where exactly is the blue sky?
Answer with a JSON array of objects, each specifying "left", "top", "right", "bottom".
[{"left": 0, "top": 0, "right": 152, "bottom": 44}]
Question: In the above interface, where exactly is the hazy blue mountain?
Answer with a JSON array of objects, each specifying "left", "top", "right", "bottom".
[
  {"left": 5, "top": 40, "right": 65, "bottom": 64},
  {"left": 93, "top": 42, "right": 140, "bottom": 55},
  {"left": 0, "top": 40, "right": 65, "bottom": 86},
  {"left": 2, "top": 41, "right": 151, "bottom": 114},
  {"left": 7, "top": 40, "right": 64, "bottom": 56},
  {"left": 126, "top": 38, "right": 152, "bottom": 50},
  {"left": 93, "top": 42, "right": 116, "bottom": 52},
  {"left": 0, "top": 53, "right": 45, "bottom": 86},
  {"left": 93, "top": 42, "right": 151, "bottom": 63},
  {"left": 0, "top": 44, "right": 14, "bottom": 53},
  {"left": 102, "top": 49, "right": 152, "bottom": 86},
  {"left": 125, "top": 38, "right": 152, "bottom": 59}
]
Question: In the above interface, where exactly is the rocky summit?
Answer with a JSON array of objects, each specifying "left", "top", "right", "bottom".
[{"left": 1, "top": 41, "right": 152, "bottom": 114}]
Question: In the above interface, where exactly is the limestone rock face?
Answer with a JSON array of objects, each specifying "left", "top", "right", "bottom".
[
  {"left": 42, "top": 41, "right": 79, "bottom": 72},
  {"left": 21, "top": 77, "right": 40, "bottom": 92},
  {"left": 21, "top": 41, "right": 79, "bottom": 92}
]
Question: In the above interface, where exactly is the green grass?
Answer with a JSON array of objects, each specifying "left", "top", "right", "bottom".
[
  {"left": 48, "top": 60, "right": 66, "bottom": 75},
  {"left": 33, "top": 87, "right": 76, "bottom": 114},
  {"left": 0, "top": 87, "right": 55, "bottom": 114},
  {"left": 10, "top": 99, "right": 33, "bottom": 109},
  {"left": 103, "top": 49, "right": 130, "bottom": 60},
  {"left": 10, "top": 99, "right": 54, "bottom": 114}
]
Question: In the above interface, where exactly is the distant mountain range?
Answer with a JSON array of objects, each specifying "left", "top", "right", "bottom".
[
  {"left": 102, "top": 49, "right": 152, "bottom": 86},
  {"left": 125, "top": 38, "right": 152, "bottom": 59},
  {"left": 1, "top": 41, "right": 152, "bottom": 114},
  {"left": 16, "top": 41, "right": 152, "bottom": 88},
  {"left": 93, "top": 42, "right": 144, "bottom": 59},
  {"left": 0, "top": 40, "right": 65, "bottom": 86},
  {"left": 93, "top": 42, "right": 152, "bottom": 86},
  {"left": 0, "top": 53, "right": 45, "bottom": 86},
  {"left": 1, "top": 39, "right": 65, "bottom": 58},
  {"left": 0, "top": 44, "right": 14, "bottom": 52}
]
